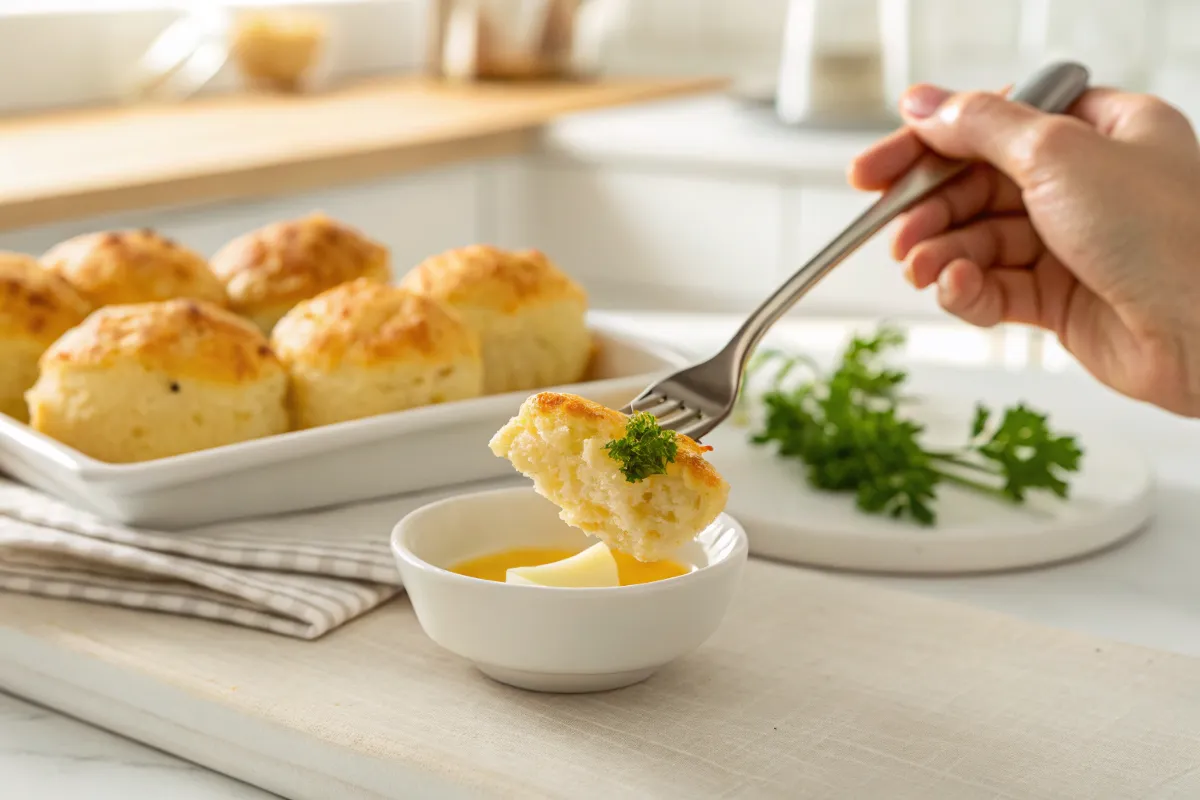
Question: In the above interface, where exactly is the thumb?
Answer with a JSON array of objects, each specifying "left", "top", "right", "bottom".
[{"left": 899, "top": 84, "right": 1099, "bottom": 190}]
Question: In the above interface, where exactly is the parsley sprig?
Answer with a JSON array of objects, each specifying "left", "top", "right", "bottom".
[
  {"left": 744, "top": 326, "right": 1084, "bottom": 525},
  {"left": 605, "top": 411, "right": 679, "bottom": 483}
]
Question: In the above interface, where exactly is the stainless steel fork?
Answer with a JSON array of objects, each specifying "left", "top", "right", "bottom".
[{"left": 622, "top": 60, "right": 1091, "bottom": 441}]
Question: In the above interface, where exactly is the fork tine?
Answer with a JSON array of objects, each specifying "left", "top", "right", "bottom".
[
  {"left": 619, "top": 389, "right": 662, "bottom": 416},
  {"left": 674, "top": 416, "right": 712, "bottom": 441},
  {"left": 657, "top": 406, "right": 702, "bottom": 430},
  {"left": 629, "top": 393, "right": 666, "bottom": 413},
  {"left": 637, "top": 399, "right": 683, "bottom": 419}
]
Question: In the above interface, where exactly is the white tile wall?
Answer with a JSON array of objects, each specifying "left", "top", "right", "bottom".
[
  {"left": 0, "top": 12, "right": 130, "bottom": 113},
  {"left": 0, "top": 0, "right": 424, "bottom": 114},
  {"left": 711, "top": 0, "right": 790, "bottom": 52},
  {"left": 642, "top": 0, "right": 706, "bottom": 50},
  {"left": 484, "top": 154, "right": 954, "bottom": 320},
  {"left": 492, "top": 159, "right": 784, "bottom": 311},
  {"left": 1162, "top": 0, "right": 1200, "bottom": 54},
  {"left": 609, "top": 0, "right": 1200, "bottom": 118},
  {"left": 1026, "top": 0, "right": 1152, "bottom": 87},
  {"left": 910, "top": 0, "right": 1025, "bottom": 90},
  {"left": 780, "top": 184, "right": 939, "bottom": 318}
]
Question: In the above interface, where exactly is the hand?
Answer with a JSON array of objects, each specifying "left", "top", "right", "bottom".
[{"left": 849, "top": 85, "right": 1200, "bottom": 416}]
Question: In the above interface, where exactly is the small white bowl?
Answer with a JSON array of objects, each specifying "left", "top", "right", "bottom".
[{"left": 391, "top": 486, "right": 748, "bottom": 693}]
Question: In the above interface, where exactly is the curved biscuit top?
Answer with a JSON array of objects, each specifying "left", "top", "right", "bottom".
[
  {"left": 516, "top": 391, "right": 726, "bottom": 489},
  {"left": 271, "top": 278, "right": 480, "bottom": 370},
  {"left": 210, "top": 213, "right": 390, "bottom": 312},
  {"left": 41, "top": 229, "right": 226, "bottom": 308},
  {"left": 400, "top": 245, "right": 586, "bottom": 314},
  {"left": 41, "top": 298, "right": 282, "bottom": 384},
  {"left": 0, "top": 252, "right": 92, "bottom": 345}
]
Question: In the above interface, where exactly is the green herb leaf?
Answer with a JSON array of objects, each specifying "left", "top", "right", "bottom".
[
  {"left": 605, "top": 411, "right": 679, "bottom": 483},
  {"left": 970, "top": 404, "right": 990, "bottom": 439},
  {"left": 745, "top": 326, "right": 1084, "bottom": 525},
  {"left": 969, "top": 403, "right": 1084, "bottom": 501}
]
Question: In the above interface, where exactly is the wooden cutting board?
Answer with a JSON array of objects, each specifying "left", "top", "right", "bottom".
[
  {"left": 2, "top": 560, "right": 1199, "bottom": 799},
  {"left": 0, "top": 75, "right": 720, "bottom": 231}
]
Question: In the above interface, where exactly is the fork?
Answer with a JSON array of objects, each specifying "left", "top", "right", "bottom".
[{"left": 621, "top": 60, "right": 1091, "bottom": 441}]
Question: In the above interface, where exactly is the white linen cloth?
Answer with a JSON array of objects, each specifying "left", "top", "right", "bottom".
[{"left": 0, "top": 479, "right": 474, "bottom": 639}]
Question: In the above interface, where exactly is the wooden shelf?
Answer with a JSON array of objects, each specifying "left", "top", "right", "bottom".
[{"left": 0, "top": 76, "right": 720, "bottom": 232}]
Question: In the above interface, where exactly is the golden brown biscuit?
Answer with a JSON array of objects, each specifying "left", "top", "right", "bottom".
[
  {"left": 0, "top": 253, "right": 91, "bottom": 422},
  {"left": 28, "top": 299, "right": 288, "bottom": 462},
  {"left": 210, "top": 213, "right": 390, "bottom": 333},
  {"left": 490, "top": 392, "right": 729, "bottom": 561},
  {"left": 272, "top": 278, "right": 482, "bottom": 429},
  {"left": 41, "top": 229, "right": 226, "bottom": 308},
  {"left": 400, "top": 245, "right": 590, "bottom": 395}
]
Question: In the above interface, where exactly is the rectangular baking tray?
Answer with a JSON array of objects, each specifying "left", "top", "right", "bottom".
[{"left": 0, "top": 318, "right": 685, "bottom": 529}]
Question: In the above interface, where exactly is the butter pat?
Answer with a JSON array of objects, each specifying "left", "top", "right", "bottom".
[{"left": 505, "top": 542, "right": 619, "bottom": 587}]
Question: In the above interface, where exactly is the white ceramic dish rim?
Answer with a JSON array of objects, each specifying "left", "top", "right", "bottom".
[
  {"left": 390, "top": 486, "right": 750, "bottom": 597},
  {"left": 0, "top": 322, "right": 686, "bottom": 488},
  {"left": 709, "top": 407, "right": 1157, "bottom": 547}
]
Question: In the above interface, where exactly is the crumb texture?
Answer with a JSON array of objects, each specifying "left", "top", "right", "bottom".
[{"left": 490, "top": 392, "right": 729, "bottom": 561}]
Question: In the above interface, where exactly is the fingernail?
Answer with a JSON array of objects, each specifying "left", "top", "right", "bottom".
[
  {"left": 901, "top": 85, "right": 951, "bottom": 120},
  {"left": 903, "top": 263, "right": 916, "bottom": 286},
  {"left": 936, "top": 266, "right": 955, "bottom": 298}
]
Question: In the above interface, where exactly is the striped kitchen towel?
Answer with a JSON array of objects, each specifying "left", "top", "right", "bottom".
[{"left": 0, "top": 479, "right": 485, "bottom": 639}]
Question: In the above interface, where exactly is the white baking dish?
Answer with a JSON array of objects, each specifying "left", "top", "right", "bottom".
[{"left": 0, "top": 320, "right": 685, "bottom": 529}]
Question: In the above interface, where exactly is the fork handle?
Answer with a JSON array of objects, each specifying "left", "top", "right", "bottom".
[{"left": 724, "top": 60, "right": 1090, "bottom": 367}]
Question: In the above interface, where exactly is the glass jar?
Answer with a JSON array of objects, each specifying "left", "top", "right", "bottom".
[{"left": 776, "top": 0, "right": 904, "bottom": 128}]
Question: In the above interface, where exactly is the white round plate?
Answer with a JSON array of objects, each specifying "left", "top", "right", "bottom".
[{"left": 703, "top": 406, "right": 1155, "bottom": 575}]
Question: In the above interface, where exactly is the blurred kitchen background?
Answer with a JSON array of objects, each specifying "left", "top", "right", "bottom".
[{"left": 0, "top": 0, "right": 1197, "bottom": 371}]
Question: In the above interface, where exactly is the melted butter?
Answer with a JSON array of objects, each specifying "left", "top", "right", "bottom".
[{"left": 451, "top": 546, "right": 690, "bottom": 586}]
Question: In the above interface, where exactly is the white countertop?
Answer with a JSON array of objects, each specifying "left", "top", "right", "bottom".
[
  {"left": 0, "top": 692, "right": 272, "bottom": 799},
  {"left": 5, "top": 313, "right": 1200, "bottom": 798},
  {"left": 540, "top": 94, "right": 886, "bottom": 178}
]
